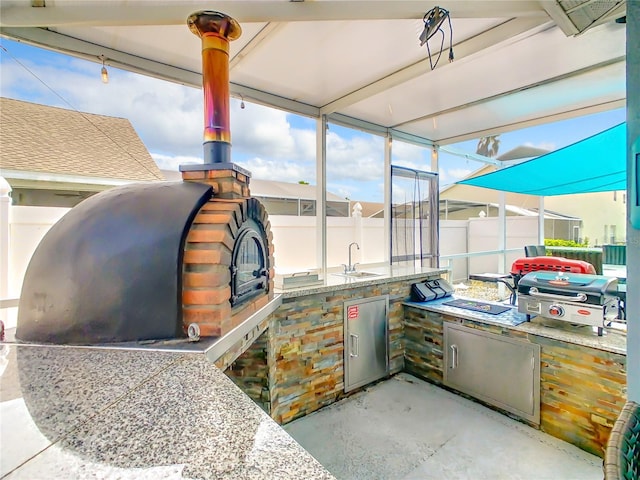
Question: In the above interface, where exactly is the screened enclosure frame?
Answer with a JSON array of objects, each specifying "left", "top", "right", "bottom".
[{"left": 390, "top": 165, "right": 439, "bottom": 267}]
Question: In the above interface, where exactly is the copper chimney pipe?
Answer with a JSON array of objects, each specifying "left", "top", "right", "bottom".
[{"left": 188, "top": 11, "right": 242, "bottom": 164}]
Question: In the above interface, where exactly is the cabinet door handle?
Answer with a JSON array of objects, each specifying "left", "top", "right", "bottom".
[
  {"left": 350, "top": 334, "right": 359, "bottom": 357},
  {"left": 450, "top": 344, "right": 459, "bottom": 369}
]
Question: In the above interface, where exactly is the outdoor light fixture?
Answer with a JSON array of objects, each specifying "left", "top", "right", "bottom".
[
  {"left": 240, "top": 94, "right": 245, "bottom": 109},
  {"left": 99, "top": 55, "right": 109, "bottom": 84},
  {"left": 419, "top": 6, "right": 454, "bottom": 70}
]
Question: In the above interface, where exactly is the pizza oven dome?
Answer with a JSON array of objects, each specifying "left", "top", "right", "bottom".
[{"left": 16, "top": 174, "right": 275, "bottom": 345}]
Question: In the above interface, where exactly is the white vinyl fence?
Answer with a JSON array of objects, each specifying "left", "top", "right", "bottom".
[{"left": 1, "top": 201, "right": 540, "bottom": 328}]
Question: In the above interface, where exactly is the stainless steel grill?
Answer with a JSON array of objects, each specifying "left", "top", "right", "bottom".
[{"left": 516, "top": 271, "right": 620, "bottom": 336}]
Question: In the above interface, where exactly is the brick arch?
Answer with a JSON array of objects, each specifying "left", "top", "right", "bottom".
[{"left": 182, "top": 196, "right": 274, "bottom": 337}]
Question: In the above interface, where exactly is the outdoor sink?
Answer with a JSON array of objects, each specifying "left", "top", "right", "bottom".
[{"left": 333, "top": 271, "right": 382, "bottom": 278}]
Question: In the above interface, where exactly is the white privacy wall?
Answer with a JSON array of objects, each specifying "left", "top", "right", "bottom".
[
  {"left": 467, "top": 216, "right": 539, "bottom": 274},
  {"left": 3, "top": 206, "right": 70, "bottom": 327},
  {"left": 2, "top": 204, "right": 541, "bottom": 328},
  {"left": 439, "top": 220, "right": 469, "bottom": 282},
  {"left": 270, "top": 215, "right": 386, "bottom": 271}
]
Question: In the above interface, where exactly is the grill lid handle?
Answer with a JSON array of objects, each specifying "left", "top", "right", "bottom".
[{"left": 528, "top": 287, "right": 588, "bottom": 303}]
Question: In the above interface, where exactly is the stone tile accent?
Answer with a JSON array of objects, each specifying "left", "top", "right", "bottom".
[
  {"left": 536, "top": 335, "right": 626, "bottom": 456},
  {"left": 404, "top": 308, "right": 444, "bottom": 384},
  {"left": 403, "top": 305, "right": 627, "bottom": 458},
  {"left": 269, "top": 278, "right": 422, "bottom": 425},
  {"left": 224, "top": 329, "right": 270, "bottom": 412}
]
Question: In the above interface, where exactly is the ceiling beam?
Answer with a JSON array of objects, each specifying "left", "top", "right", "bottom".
[
  {"left": 319, "top": 16, "right": 551, "bottom": 115},
  {"left": 438, "top": 145, "right": 501, "bottom": 166},
  {"left": 230, "top": 22, "right": 283, "bottom": 70},
  {"left": 1, "top": 26, "right": 202, "bottom": 85},
  {"left": 230, "top": 83, "right": 319, "bottom": 118},
  {"left": 541, "top": 1, "right": 580, "bottom": 36},
  {"left": 0, "top": 2, "right": 547, "bottom": 27}
]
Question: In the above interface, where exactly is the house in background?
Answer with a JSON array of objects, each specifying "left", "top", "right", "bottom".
[
  {"left": 162, "top": 170, "right": 351, "bottom": 217},
  {"left": 0, "top": 97, "right": 163, "bottom": 207},
  {"left": 441, "top": 161, "right": 626, "bottom": 246}
]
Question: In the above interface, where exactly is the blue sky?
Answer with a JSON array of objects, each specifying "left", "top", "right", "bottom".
[{"left": 0, "top": 38, "right": 626, "bottom": 203}]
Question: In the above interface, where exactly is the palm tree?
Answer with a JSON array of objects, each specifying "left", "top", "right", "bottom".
[{"left": 476, "top": 135, "right": 501, "bottom": 158}]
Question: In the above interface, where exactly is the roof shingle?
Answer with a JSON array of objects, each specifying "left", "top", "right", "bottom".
[{"left": 0, "top": 97, "right": 163, "bottom": 182}]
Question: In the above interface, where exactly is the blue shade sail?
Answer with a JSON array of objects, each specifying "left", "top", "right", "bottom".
[{"left": 457, "top": 123, "right": 626, "bottom": 196}]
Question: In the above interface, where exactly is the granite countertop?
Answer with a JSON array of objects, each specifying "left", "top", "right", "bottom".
[
  {"left": 275, "top": 264, "right": 448, "bottom": 298},
  {"left": 0, "top": 340, "right": 335, "bottom": 480},
  {"left": 405, "top": 295, "right": 626, "bottom": 355}
]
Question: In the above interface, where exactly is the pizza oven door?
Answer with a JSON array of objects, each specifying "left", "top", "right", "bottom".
[{"left": 343, "top": 295, "right": 389, "bottom": 393}]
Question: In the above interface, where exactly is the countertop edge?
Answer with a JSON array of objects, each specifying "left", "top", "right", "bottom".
[
  {"left": 276, "top": 267, "right": 448, "bottom": 298},
  {"left": 404, "top": 298, "right": 627, "bottom": 356}
]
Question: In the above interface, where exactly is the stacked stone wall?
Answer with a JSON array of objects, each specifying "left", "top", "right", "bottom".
[
  {"left": 269, "top": 278, "right": 419, "bottom": 424},
  {"left": 224, "top": 329, "right": 270, "bottom": 412}
]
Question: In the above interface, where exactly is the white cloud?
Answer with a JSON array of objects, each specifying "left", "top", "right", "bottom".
[
  {"left": 237, "top": 157, "right": 315, "bottom": 184},
  {"left": 391, "top": 141, "right": 432, "bottom": 172},
  {"left": 392, "top": 185, "right": 413, "bottom": 204},
  {"left": 1, "top": 46, "right": 393, "bottom": 201},
  {"left": 151, "top": 153, "right": 202, "bottom": 171},
  {"left": 232, "top": 103, "right": 294, "bottom": 158},
  {"left": 326, "top": 132, "right": 384, "bottom": 182},
  {"left": 327, "top": 183, "right": 353, "bottom": 200},
  {"left": 448, "top": 168, "right": 473, "bottom": 179},
  {"left": 440, "top": 167, "right": 473, "bottom": 185}
]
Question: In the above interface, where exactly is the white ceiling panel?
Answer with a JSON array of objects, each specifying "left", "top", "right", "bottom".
[
  {"left": 340, "top": 21, "right": 625, "bottom": 133},
  {"left": 398, "top": 61, "right": 626, "bottom": 144},
  {"left": 48, "top": 21, "right": 269, "bottom": 75},
  {"left": 0, "top": 0, "right": 628, "bottom": 143},
  {"left": 230, "top": 17, "right": 504, "bottom": 106}
]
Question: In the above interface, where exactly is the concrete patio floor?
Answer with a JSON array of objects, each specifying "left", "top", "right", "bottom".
[{"left": 284, "top": 373, "right": 602, "bottom": 480}]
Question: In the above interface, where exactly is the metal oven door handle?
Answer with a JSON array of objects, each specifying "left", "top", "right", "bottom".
[{"left": 528, "top": 287, "right": 587, "bottom": 303}]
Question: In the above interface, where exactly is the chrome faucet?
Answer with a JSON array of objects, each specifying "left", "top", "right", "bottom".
[{"left": 343, "top": 242, "right": 360, "bottom": 273}]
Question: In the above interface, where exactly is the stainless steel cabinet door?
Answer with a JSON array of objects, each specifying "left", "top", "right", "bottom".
[
  {"left": 344, "top": 296, "right": 389, "bottom": 392},
  {"left": 444, "top": 323, "right": 540, "bottom": 424}
]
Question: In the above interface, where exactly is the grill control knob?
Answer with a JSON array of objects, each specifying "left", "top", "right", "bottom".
[{"left": 548, "top": 305, "right": 564, "bottom": 317}]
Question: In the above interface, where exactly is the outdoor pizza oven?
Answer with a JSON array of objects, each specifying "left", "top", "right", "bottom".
[{"left": 16, "top": 11, "right": 274, "bottom": 344}]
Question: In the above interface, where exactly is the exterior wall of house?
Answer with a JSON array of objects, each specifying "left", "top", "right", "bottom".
[
  {"left": 440, "top": 177, "right": 539, "bottom": 209},
  {"left": 442, "top": 178, "right": 627, "bottom": 246},
  {"left": 545, "top": 191, "right": 627, "bottom": 246}
]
